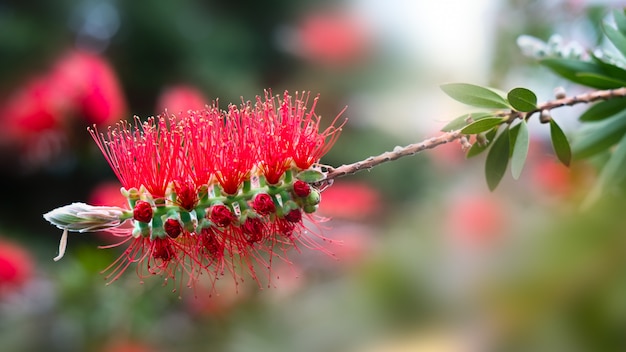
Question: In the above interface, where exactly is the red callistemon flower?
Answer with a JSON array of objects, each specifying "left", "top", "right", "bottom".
[
  {"left": 90, "top": 115, "right": 185, "bottom": 198},
  {"left": 254, "top": 90, "right": 346, "bottom": 181},
  {"left": 212, "top": 105, "right": 256, "bottom": 195},
  {"left": 0, "top": 239, "right": 35, "bottom": 293},
  {"left": 283, "top": 91, "right": 345, "bottom": 170},
  {"left": 52, "top": 90, "right": 346, "bottom": 293}
]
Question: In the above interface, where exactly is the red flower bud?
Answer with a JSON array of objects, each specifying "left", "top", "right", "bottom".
[
  {"left": 133, "top": 201, "right": 153, "bottom": 223},
  {"left": 200, "top": 228, "right": 223, "bottom": 257},
  {"left": 164, "top": 218, "right": 182, "bottom": 238},
  {"left": 284, "top": 208, "right": 302, "bottom": 223},
  {"left": 242, "top": 217, "right": 265, "bottom": 243},
  {"left": 210, "top": 205, "right": 234, "bottom": 227},
  {"left": 152, "top": 238, "right": 172, "bottom": 260},
  {"left": 253, "top": 193, "right": 276, "bottom": 215},
  {"left": 293, "top": 180, "right": 311, "bottom": 197}
]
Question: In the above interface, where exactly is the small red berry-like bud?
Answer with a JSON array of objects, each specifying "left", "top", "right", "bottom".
[
  {"left": 164, "top": 218, "right": 182, "bottom": 238},
  {"left": 252, "top": 193, "right": 276, "bottom": 215},
  {"left": 133, "top": 200, "right": 153, "bottom": 223},
  {"left": 200, "top": 228, "right": 223, "bottom": 257},
  {"left": 152, "top": 238, "right": 172, "bottom": 260},
  {"left": 293, "top": 180, "right": 311, "bottom": 197},
  {"left": 242, "top": 217, "right": 265, "bottom": 243},
  {"left": 210, "top": 205, "right": 234, "bottom": 227},
  {"left": 284, "top": 208, "right": 302, "bottom": 223}
]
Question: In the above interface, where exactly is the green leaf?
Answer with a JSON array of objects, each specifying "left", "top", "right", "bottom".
[
  {"left": 296, "top": 169, "right": 325, "bottom": 183},
  {"left": 507, "top": 87, "right": 537, "bottom": 112},
  {"left": 575, "top": 72, "right": 626, "bottom": 88},
  {"left": 485, "top": 127, "right": 510, "bottom": 191},
  {"left": 540, "top": 58, "right": 623, "bottom": 89},
  {"left": 603, "top": 22, "right": 626, "bottom": 58},
  {"left": 510, "top": 121, "right": 530, "bottom": 180},
  {"left": 550, "top": 119, "right": 571, "bottom": 166},
  {"left": 466, "top": 128, "right": 498, "bottom": 158},
  {"left": 613, "top": 9, "right": 626, "bottom": 34},
  {"left": 591, "top": 53, "right": 626, "bottom": 83},
  {"left": 440, "top": 112, "right": 493, "bottom": 132},
  {"left": 579, "top": 98, "right": 626, "bottom": 121},
  {"left": 584, "top": 132, "right": 626, "bottom": 207},
  {"left": 460, "top": 117, "right": 504, "bottom": 134},
  {"left": 572, "top": 109, "right": 626, "bottom": 159},
  {"left": 441, "top": 83, "right": 510, "bottom": 109}
]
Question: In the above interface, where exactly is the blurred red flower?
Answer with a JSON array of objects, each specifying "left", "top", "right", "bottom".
[
  {"left": 100, "top": 339, "right": 155, "bottom": 352},
  {"left": 292, "top": 10, "right": 372, "bottom": 66},
  {"left": 0, "top": 238, "right": 35, "bottom": 293},
  {"left": 156, "top": 84, "right": 208, "bottom": 117},
  {"left": 0, "top": 48, "right": 126, "bottom": 169},
  {"left": 318, "top": 181, "right": 382, "bottom": 220},
  {"left": 445, "top": 194, "right": 509, "bottom": 247},
  {"left": 50, "top": 49, "right": 126, "bottom": 125}
]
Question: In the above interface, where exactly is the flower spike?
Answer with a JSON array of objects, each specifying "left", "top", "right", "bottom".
[{"left": 43, "top": 90, "right": 346, "bottom": 292}]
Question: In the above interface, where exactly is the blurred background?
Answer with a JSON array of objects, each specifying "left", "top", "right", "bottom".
[{"left": 2, "top": 0, "right": 626, "bottom": 351}]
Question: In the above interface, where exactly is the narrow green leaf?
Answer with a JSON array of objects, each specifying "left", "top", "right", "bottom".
[
  {"left": 603, "top": 22, "right": 626, "bottom": 58},
  {"left": 540, "top": 58, "right": 622, "bottom": 89},
  {"left": 460, "top": 117, "right": 504, "bottom": 134},
  {"left": 576, "top": 72, "right": 626, "bottom": 88},
  {"left": 591, "top": 53, "right": 626, "bottom": 83},
  {"left": 572, "top": 109, "right": 626, "bottom": 159},
  {"left": 509, "top": 123, "right": 520, "bottom": 157},
  {"left": 510, "top": 121, "right": 530, "bottom": 179},
  {"left": 466, "top": 128, "right": 498, "bottom": 158},
  {"left": 579, "top": 98, "right": 626, "bottom": 121},
  {"left": 507, "top": 87, "right": 538, "bottom": 112},
  {"left": 614, "top": 9, "right": 626, "bottom": 34},
  {"left": 550, "top": 119, "right": 572, "bottom": 166},
  {"left": 440, "top": 112, "right": 493, "bottom": 132},
  {"left": 485, "top": 127, "right": 510, "bottom": 191},
  {"left": 441, "top": 83, "right": 510, "bottom": 109},
  {"left": 296, "top": 169, "right": 325, "bottom": 183},
  {"left": 583, "top": 132, "right": 626, "bottom": 208}
]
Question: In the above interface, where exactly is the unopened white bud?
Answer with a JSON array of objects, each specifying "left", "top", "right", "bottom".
[{"left": 43, "top": 202, "right": 129, "bottom": 233}]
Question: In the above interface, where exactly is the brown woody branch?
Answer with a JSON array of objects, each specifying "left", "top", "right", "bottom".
[{"left": 324, "top": 87, "right": 626, "bottom": 181}]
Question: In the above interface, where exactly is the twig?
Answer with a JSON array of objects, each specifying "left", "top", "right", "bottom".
[
  {"left": 324, "top": 130, "right": 463, "bottom": 180},
  {"left": 325, "top": 87, "right": 626, "bottom": 181}
]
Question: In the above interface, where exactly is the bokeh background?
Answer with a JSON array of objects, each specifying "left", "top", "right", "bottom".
[{"left": 2, "top": 1, "right": 626, "bottom": 351}]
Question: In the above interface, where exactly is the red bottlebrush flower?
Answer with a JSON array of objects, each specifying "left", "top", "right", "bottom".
[
  {"left": 50, "top": 90, "right": 345, "bottom": 293},
  {"left": 90, "top": 115, "right": 185, "bottom": 198},
  {"left": 133, "top": 200, "right": 153, "bottom": 223},
  {"left": 0, "top": 239, "right": 35, "bottom": 293}
]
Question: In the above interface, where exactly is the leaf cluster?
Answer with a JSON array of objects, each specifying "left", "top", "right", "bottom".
[{"left": 440, "top": 9, "right": 626, "bottom": 198}]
